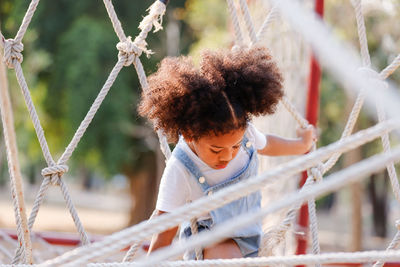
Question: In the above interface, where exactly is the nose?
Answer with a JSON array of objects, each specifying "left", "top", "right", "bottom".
[{"left": 219, "top": 148, "right": 233, "bottom": 162}]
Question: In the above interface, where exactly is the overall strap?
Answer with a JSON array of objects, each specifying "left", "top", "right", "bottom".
[{"left": 173, "top": 146, "right": 211, "bottom": 192}]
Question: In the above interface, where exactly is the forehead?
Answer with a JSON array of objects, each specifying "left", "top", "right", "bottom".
[{"left": 199, "top": 128, "right": 246, "bottom": 147}]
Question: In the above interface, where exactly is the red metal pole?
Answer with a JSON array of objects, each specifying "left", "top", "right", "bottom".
[{"left": 295, "top": 0, "right": 324, "bottom": 264}]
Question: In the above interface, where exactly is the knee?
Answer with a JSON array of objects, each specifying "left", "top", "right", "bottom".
[{"left": 203, "top": 239, "right": 242, "bottom": 259}]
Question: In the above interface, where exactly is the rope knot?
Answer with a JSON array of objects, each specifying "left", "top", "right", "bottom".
[
  {"left": 310, "top": 164, "right": 324, "bottom": 182},
  {"left": 41, "top": 164, "right": 69, "bottom": 178},
  {"left": 117, "top": 36, "right": 142, "bottom": 66},
  {"left": 3, "top": 39, "right": 24, "bottom": 69},
  {"left": 357, "top": 67, "right": 388, "bottom": 89}
]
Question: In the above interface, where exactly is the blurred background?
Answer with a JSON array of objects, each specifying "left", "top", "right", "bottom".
[{"left": 0, "top": 0, "right": 400, "bottom": 257}]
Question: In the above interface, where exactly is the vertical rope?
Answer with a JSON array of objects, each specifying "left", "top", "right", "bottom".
[
  {"left": 351, "top": 0, "right": 371, "bottom": 67},
  {"left": 190, "top": 218, "right": 203, "bottom": 260},
  {"left": 0, "top": 50, "right": 32, "bottom": 264},
  {"left": 307, "top": 198, "right": 321, "bottom": 267},
  {"left": 226, "top": 0, "right": 244, "bottom": 46},
  {"left": 238, "top": 0, "right": 257, "bottom": 44}
]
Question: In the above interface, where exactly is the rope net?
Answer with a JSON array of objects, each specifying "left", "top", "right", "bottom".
[{"left": 0, "top": 0, "right": 400, "bottom": 266}]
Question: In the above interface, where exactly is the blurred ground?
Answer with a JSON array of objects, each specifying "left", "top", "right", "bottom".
[{"left": 0, "top": 183, "right": 130, "bottom": 235}]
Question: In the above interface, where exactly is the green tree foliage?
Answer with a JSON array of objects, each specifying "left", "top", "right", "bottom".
[{"left": 1, "top": 0, "right": 187, "bottom": 181}]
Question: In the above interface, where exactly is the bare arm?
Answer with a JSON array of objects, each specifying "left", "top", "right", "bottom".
[
  {"left": 258, "top": 125, "right": 316, "bottom": 156},
  {"left": 147, "top": 210, "right": 179, "bottom": 254}
]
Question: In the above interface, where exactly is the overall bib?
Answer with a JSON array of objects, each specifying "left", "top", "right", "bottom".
[{"left": 173, "top": 136, "right": 262, "bottom": 259}]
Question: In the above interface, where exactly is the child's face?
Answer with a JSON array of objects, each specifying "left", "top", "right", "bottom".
[{"left": 186, "top": 128, "right": 246, "bottom": 170}]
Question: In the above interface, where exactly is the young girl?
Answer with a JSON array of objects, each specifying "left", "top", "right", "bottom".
[{"left": 139, "top": 46, "right": 316, "bottom": 259}]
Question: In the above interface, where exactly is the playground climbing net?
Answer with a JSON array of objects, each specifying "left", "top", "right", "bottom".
[{"left": 1, "top": 0, "right": 400, "bottom": 266}]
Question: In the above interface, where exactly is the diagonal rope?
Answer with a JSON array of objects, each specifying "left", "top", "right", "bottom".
[
  {"left": 132, "top": 146, "right": 400, "bottom": 265},
  {"left": 352, "top": 2, "right": 400, "bottom": 264},
  {"left": 2, "top": 0, "right": 168, "bottom": 263},
  {"left": 232, "top": 0, "right": 322, "bottom": 257},
  {"left": 374, "top": 220, "right": 400, "bottom": 267},
  {"left": 381, "top": 54, "right": 400, "bottom": 79},
  {"left": 102, "top": 0, "right": 172, "bottom": 261},
  {"left": 256, "top": 4, "right": 279, "bottom": 42},
  {"left": 41, "top": 120, "right": 399, "bottom": 266},
  {"left": 14, "top": 0, "right": 40, "bottom": 44}
]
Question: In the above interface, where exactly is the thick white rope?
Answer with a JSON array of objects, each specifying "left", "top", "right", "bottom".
[
  {"left": 255, "top": 5, "right": 279, "bottom": 42},
  {"left": 373, "top": 220, "right": 400, "bottom": 267},
  {"left": 40, "top": 119, "right": 399, "bottom": 266},
  {"left": 351, "top": 1, "right": 400, "bottom": 263},
  {"left": 101, "top": 1, "right": 173, "bottom": 260},
  {"left": 2, "top": 0, "right": 167, "bottom": 261},
  {"left": 352, "top": 0, "right": 400, "bottom": 205},
  {"left": 381, "top": 54, "right": 400, "bottom": 79},
  {"left": 3, "top": 0, "right": 400, "bottom": 266},
  {"left": 190, "top": 217, "right": 203, "bottom": 260},
  {"left": 232, "top": 0, "right": 321, "bottom": 256},
  {"left": 13, "top": 0, "right": 40, "bottom": 44},
  {"left": 132, "top": 145, "right": 400, "bottom": 265},
  {"left": 103, "top": 0, "right": 128, "bottom": 43},
  {"left": 280, "top": 96, "right": 309, "bottom": 128},
  {"left": 3, "top": 0, "right": 93, "bottom": 254},
  {"left": 264, "top": 0, "right": 400, "bottom": 251},
  {"left": 238, "top": 0, "right": 257, "bottom": 45},
  {"left": 0, "top": 44, "right": 32, "bottom": 264},
  {"left": 226, "top": 0, "right": 244, "bottom": 46},
  {"left": 123, "top": 210, "right": 158, "bottom": 262},
  {"left": 88, "top": 249, "right": 400, "bottom": 267},
  {"left": 307, "top": 152, "right": 322, "bottom": 267},
  {"left": 352, "top": 0, "right": 371, "bottom": 67},
  {"left": 0, "top": 244, "right": 14, "bottom": 261}
]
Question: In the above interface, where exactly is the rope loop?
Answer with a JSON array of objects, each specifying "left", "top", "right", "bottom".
[
  {"left": 41, "top": 164, "right": 69, "bottom": 178},
  {"left": 3, "top": 39, "right": 24, "bottom": 69},
  {"left": 117, "top": 36, "right": 142, "bottom": 66}
]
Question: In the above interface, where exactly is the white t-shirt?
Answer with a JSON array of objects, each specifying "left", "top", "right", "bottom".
[{"left": 156, "top": 123, "right": 267, "bottom": 213}]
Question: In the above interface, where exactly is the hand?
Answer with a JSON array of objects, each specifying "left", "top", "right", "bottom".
[{"left": 296, "top": 125, "right": 317, "bottom": 153}]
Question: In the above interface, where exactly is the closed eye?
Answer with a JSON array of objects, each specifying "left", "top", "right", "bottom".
[{"left": 210, "top": 149, "right": 222, "bottom": 154}]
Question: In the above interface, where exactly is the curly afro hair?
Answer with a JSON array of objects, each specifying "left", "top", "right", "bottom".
[{"left": 138, "top": 46, "right": 284, "bottom": 143}]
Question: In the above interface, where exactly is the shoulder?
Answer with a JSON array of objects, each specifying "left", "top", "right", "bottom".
[
  {"left": 156, "top": 152, "right": 192, "bottom": 212},
  {"left": 246, "top": 122, "right": 267, "bottom": 150},
  {"left": 163, "top": 152, "right": 189, "bottom": 180}
]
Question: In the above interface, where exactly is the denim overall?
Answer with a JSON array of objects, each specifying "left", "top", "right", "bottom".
[{"left": 174, "top": 136, "right": 262, "bottom": 259}]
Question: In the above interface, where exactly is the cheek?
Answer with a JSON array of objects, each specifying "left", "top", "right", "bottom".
[
  {"left": 197, "top": 148, "right": 216, "bottom": 163},
  {"left": 232, "top": 149, "right": 240, "bottom": 158}
]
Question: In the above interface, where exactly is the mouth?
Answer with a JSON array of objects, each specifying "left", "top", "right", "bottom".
[{"left": 215, "top": 163, "right": 228, "bottom": 169}]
